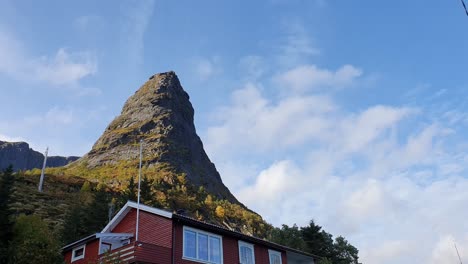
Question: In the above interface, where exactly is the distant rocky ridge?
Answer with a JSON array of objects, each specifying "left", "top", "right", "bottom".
[
  {"left": 67, "top": 71, "right": 239, "bottom": 204},
  {"left": 0, "top": 141, "right": 79, "bottom": 171}
]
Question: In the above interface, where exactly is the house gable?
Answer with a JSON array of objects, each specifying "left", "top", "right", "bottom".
[
  {"left": 64, "top": 239, "right": 100, "bottom": 264},
  {"left": 101, "top": 201, "right": 172, "bottom": 233}
]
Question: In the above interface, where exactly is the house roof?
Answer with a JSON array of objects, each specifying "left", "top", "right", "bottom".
[
  {"left": 64, "top": 201, "right": 318, "bottom": 260},
  {"left": 101, "top": 200, "right": 173, "bottom": 233},
  {"left": 172, "top": 213, "right": 319, "bottom": 259},
  {"left": 103, "top": 201, "right": 317, "bottom": 258},
  {"left": 62, "top": 234, "right": 97, "bottom": 252}
]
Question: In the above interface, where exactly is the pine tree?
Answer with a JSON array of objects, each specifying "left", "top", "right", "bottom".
[
  {"left": 123, "top": 176, "right": 137, "bottom": 202},
  {"left": 140, "top": 176, "right": 153, "bottom": 204},
  {"left": 61, "top": 202, "right": 86, "bottom": 245},
  {"left": 83, "top": 188, "right": 111, "bottom": 233},
  {"left": 301, "top": 220, "right": 335, "bottom": 259},
  {"left": 0, "top": 165, "right": 14, "bottom": 264}
]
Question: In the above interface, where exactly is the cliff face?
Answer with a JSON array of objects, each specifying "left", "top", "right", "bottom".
[
  {"left": 69, "top": 72, "right": 238, "bottom": 204},
  {"left": 0, "top": 141, "right": 79, "bottom": 171}
]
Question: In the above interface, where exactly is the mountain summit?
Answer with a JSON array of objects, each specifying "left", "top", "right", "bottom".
[{"left": 68, "top": 72, "right": 238, "bottom": 203}]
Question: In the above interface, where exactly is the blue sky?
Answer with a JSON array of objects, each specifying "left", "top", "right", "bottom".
[{"left": 1, "top": 1, "right": 468, "bottom": 263}]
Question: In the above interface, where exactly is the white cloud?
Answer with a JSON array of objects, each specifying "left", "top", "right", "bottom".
[
  {"left": 0, "top": 134, "right": 26, "bottom": 143},
  {"left": 120, "top": 0, "right": 155, "bottom": 66},
  {"left": 206, "top": 82, "right": 336, "bottom": 157},
  {"left": 239, "top": 55, "right": 267, "bottom": 80},
  {"left": 203, "top": 58, "right": 468, "bottom": 263},
  {"left": 194, "top": 57, "right": 222, "bottom": 81},
  {"left": 430, "top": 235, "right": 468, "bottom": 264},
  {"left": 0, "top": 27, "right": 97, "bottom": 86},
  {"left": 0, "top": 106, "right": 104, "bottom": 156},
  {"left": 278, "top": 22, "right": 320, "bottom": 66},
  {"left": 337, "top": 105, "right": 414, "bottom": 154},
  {"left": 275, "top": 64, "right": 362, "bottom": 93},
  {"left": 362, "top": 240, "right": 417, "bottom": 263},
  {"left": 32, "top": 48, "right": 97, "bottom": 85}
]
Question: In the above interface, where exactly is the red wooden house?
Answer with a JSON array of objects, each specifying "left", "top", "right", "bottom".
[{"left": 62, "top": 201, "right": 316, "bottom": 264}]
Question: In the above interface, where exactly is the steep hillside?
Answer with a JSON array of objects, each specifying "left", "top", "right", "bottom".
[
  {"left": 0, "top": 141, "right": 79, "bottom": 171},
  {"left": 26, "top": 72, "right": 271, "bottom": 237}
]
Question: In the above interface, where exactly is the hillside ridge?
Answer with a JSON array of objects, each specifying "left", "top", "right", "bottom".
[{"left": 0, "top": 141, "right": 79, "bottom": 171}]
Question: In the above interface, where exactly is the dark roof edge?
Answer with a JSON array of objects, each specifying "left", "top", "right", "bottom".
[
  {"left": 61, "top": 234, "right": 97, "bottom": 252},
  {"left": 172, "top": 214, "right": 320, "bottom": 259}
]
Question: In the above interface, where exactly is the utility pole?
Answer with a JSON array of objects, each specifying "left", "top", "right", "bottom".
[
  {"left": 38, "top": 147, "right": 48, "bottom": 192},
  {"left": 135, "top": 140, "right": 143, "bottom": 241}
]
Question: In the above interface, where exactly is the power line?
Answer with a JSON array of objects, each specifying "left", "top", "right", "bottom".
[{"left": 461, "top": 0, "right": 468, "bottom": 16}]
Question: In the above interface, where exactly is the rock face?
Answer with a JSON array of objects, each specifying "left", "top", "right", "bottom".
[
  {"left": 72, "top": 72, "right": 239, "bottom": 203},
  {"left": 0, "top": 141, "right": 79, "bottom": 171}
]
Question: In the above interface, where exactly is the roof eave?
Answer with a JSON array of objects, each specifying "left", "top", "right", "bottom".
[{"left": 61, "top": 234, "right": 97, "bottom": 252}]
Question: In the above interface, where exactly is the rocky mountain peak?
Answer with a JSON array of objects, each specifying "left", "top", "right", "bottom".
[{"left": 70, "top": 72, "right": 239, "bottom": 203}]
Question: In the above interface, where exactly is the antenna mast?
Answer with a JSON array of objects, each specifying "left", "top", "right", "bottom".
[
  {"left": 38, "top": 147, "right": 48, "bottom": 192},
  {"left": 461, "top": 0, "right": 468, "bottom": 16},
  {"left": 455, "top": 241, "right": 463, "bottom": 264},
  {"left": 135, "top": 140, "right": 143, "bottom": 241}
]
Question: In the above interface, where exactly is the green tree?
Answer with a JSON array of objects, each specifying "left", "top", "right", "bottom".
[
  {"left": 331, "top": 236, "right": 360, "bottom": 264},
  {"left": 300, "top": 220, "right": 361, "bottom": 264},
  {"left": 301, "top": 220, "right": 335, "bottom": 259},
  {"left": 317, "top": 258, "right": 333, "bottom": 264},
  {"left": 122, "top": 176, "right": 137, "bottom": 202},
  {"left": 268, "top": 224, "right": 306, "bottom": 251},
  {"left": 140, "top": 176, "right": 153, "bottom": 204},
  {"left": 9, "top": 215, "right": 62, "bottom": 264},
  {"left": 0, "top": 165, "right": 14, "bottom": 264},
  {"left": 84, "top": 188, "right": 111, "bottom": 233},
  {"left": 61, "top": 202, "right": 86, "bottom": 245}
]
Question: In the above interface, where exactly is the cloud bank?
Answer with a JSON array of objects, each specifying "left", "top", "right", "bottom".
[{"left": 204, "top": 60, "right": 468, "bottom": 263}]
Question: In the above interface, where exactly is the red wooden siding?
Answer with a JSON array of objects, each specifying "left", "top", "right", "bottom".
[
  {"left": 112, "top": 208, "right": 173, "bottom": 248},
  {"left": 134, "top": 241, "right": 173, "bottom": 263},
  {"left": 64, "top": 239, "right": 99, "bottom": 264},
  {"left": 254, "top": 240, "right": 288, "bottom": 264},
  {"left": 173, "top": 222, "right": 288, "bottom": 264}
]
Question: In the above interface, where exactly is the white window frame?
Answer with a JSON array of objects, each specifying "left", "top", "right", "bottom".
[
  {"left": 238, "top": 241, "right": 255, "bottom": 264},
  {"left": 71, "top": 244, "right": 86, "bottom": 262},
  {"left": 182, "top": 226, "right": 223, "bottom": 264},
  {"left": 268, "top": 249, "right": 282, "bottom": 264}
]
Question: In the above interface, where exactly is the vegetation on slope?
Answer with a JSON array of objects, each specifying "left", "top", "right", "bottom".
[{"left": 3, "top": 163, "right": 360, "bottom": 264}]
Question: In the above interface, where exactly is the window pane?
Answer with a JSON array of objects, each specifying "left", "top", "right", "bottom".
[
  {"left": 184, "top": 230, "right": 197, "bottom": 259},
  {"left": 100, "top": 243, "right": 111, "bottom": 254},
  {"left": 240, "top": 246, "right": 253, "bottom": 264},
  {"left": 209, "top": 236, "right": 221, "bottom": 264},
  {"left": 198, "top": 234, "right": 208, "bottom": 261},
  {"left": 270, "top": 254, "right": 281, "bottom": 264},
  {"left": 74, "top": 248, "right": 84, "bottom": 257}
]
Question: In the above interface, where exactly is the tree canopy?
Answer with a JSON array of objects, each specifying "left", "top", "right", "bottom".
[
  {"left": 0, "top": 165, "right": 15, "bottom": 264},
  {"left": 269, "top": 220, "right": 361, "bottom": 264},
  {"left": 9, "top": 215, "right": 62, "bottom": 264}
]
